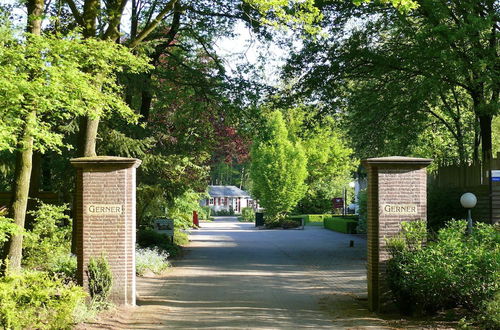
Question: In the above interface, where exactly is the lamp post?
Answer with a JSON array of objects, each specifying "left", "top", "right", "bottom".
[
  {"left": 344, "top": 181, "right": 356, "bottom": 215},
  {"left": 460, "top": 192, "right": 477, "bottom": 234}
]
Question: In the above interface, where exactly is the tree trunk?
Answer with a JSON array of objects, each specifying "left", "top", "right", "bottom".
[
  {"left": 140, "top": 82, "right": 153, "bottom": 122},
  {"left": 2, "top": 0, "right": 44, "bottom": 274},
  {"left": 4, "top": 111, "right": 36, "bottom": 273},
  {"left": 473, "top": 116, "right": 481, "bottom": 162},
  {"left": 479, "top": 114, "right": 493, "bottom": 164},
  {"left": 82, "top": 117, "right": 99, "bottom": 157},
  {"left": 25, "top": 151, "right": 41, "bottom": 230}
]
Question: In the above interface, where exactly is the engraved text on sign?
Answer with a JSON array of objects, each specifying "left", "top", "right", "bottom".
[
  {"left": 381, "top": 204, "right": 418, "bottom": 215},
  {"left": 86, "top": 204, "right": 124, "bottom": 215}
]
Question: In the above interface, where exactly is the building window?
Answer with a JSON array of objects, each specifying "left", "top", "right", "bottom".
[{"left": 209, "top": 198, "right": 214, "bottom": 205}]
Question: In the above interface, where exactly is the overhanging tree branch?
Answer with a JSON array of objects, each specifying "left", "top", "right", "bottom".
[{"left": 129, "top": 0, "right": 177, "bottom": 49}]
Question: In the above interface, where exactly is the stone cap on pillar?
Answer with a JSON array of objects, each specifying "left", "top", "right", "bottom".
[
  {"left": 70, "top": 156, "right": 142, "bottom": 169},
  {"left": 362, "top": 156, "right": 432, "bottom": 168}
]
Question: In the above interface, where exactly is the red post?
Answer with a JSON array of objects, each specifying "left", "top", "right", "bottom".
[{"left": 193, "top": 210, "right": 199, "bottom": 228}]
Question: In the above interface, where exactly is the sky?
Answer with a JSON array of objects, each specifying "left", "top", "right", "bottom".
[{"left": 215, "top": 21, "right": 289, "bottom": 86}]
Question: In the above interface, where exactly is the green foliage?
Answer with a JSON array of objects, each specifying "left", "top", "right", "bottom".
[
  {"left": 135, "top": 247, "right": 170, "bottom": 276},
  {"left": 245, "top": 0, "right": 323, "bottom": 35},
  {"left": 281, "top": 218, "right": 302, "bottom": 229},
  {"left": 283, "top": 0, "right": 498, "bottom": 165},
  {"left": 198, "top": 206, "right": 212, "bottom": 220},
  {"left": 280, "top": 109, "right": 356, "bottom": 214},
  {"left": 324, "top": 217, "right": 358, "bottom": 234},
  {"left": 49, "top": 254, "right": 77, "bottom": 283},
  {"left": 167, "top": 190, "right": 205, "bottom": 246},
  {"left": 23, "top": 202, "right": 72, "bottom": 271},
  {"left": 427, "top": 185, "right": 469, "bottom": 231},
  {"left": 356, "top": 190, "right": 368, "bottom": 234},
  {"left": 0, "top": 29, "right": 150, "bottom": 153},
  {"left": 0, "top": 215, "right": 21, "bottom": 246},
  {"left": 240, "top": 207, "right": 255, "bottom": 222},
  {"left": 300, "top": 117, "right": 357, "bottom": 199},
  {"left": 213, "top": 209, "right": 235, "bottom": 216},
  {"left": 137, "top": 229, "right": 181, "bottom": 258},
  {"left": 289, "top": 214, "right": 345, "bottom": 224},
  {"left": 250, "top": 110, "right": 308, "bottom": 222},
  {"left": 479, "top": 292, "right": 500, "bottom": 329},
  {"left": 87, "top": 256, "right": 112, "bottom": 307},
  {"left": 294, "top": 192, "right": 332, "bottom": 214},
  {"left": 387, "top": 220, "right": 500, "bottom": 319},
  {"left": 0, "top": 270, "right": 86, "bottom": 329}
]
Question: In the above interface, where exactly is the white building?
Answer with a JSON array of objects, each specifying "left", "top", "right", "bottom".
[{"left": 200, "top": 185, "right": 257, "bottom": 214}]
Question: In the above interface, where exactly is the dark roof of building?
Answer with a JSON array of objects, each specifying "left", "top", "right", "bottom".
[{"left": 208, "top": 185, "right": 251, "bottom": 197}]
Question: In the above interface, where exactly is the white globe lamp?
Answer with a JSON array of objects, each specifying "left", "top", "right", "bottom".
[{"left": 460, "top": 192, "right": 477, "bottom": 233}]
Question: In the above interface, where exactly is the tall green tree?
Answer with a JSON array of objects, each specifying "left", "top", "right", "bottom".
[
  {"left": 250, "top": 110, "right": 308, "bottom": 221},
  {"left": 0, "top": 28, "right": 149, "bottom": 272},
  {"left": 283, "top": 0, "right": 499, "bottom": 165}
]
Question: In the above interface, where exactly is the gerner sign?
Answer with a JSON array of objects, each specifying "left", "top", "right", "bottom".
[
  {"left": 381, "top": 204, "right": 418, "bottom": 215},
  {"left": 86, "top": 204, "right": 124, "bottom": 215}
]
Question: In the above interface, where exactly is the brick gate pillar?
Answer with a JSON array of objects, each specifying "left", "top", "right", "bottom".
[
  {"left": 362, "top": 156, "right": 432, "bottom": 312},
  {"left": 71, "top": 156, "right": 141, "bottom": 305}
]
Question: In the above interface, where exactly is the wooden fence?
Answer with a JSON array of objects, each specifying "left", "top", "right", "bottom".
[
  {"left": 429, "top": 155, "right": 500, "bottom": 188},
  {"left": 428, "top": 154, "right": 500, "bottom": 224}
]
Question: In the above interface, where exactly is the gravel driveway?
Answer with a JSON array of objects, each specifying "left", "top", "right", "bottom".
[{"left": 82, "top": 216, "right": 391, "bottom": 329}]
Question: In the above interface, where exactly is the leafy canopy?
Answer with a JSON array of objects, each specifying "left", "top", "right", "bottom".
[
  {"left": 250, "top": 110, "right": 308, "bottom": 219},
  {"left": 0, "top": 29, "right": 151, "bottom": 153}
]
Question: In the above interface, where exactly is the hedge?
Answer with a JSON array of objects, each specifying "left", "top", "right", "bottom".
[
  {"left": 289, "top": 214, "right": 358, "bottom": 225},
  {"left": 323, "top": 217, "right": 358, "bottom": 234}
]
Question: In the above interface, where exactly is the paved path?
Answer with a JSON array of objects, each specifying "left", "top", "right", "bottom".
[{"left": 83, "top": 217, "right": 390, "bottom": 329}]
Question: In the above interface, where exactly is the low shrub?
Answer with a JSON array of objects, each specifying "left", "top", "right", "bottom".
[
  {"left": 87, "top": 256, "right": 112, "bottom": 307},
  {"left": 213, "top": 208, "right": 235, "bottom": 216},
  {"left": 324, "top": 217, "right": 358, "bottom": 234},
  {"left": 387, "top": 220, "right": 500, "bottom": 322},
  {"left": 294, "top": 191, "right": 333, "bottom": 214},
  {"left": 0, "top": 270, "right": 86, "bottom": 329},
  {"left": 281, "top": 218, "right": 302, "bottom": 229},
  {"left": 240, "top": 207, "right": 255, "bottom": 222},
  {"left": 288, "top": 215, "right": 307, "bottom": 225},
  {"left": 198, "top": 206, "right": 212, "bottom": 220},
  {"left": 136, "top": 246, "right": 170, "bottom": 276},
  {"left": 307, "top": 214, "right": 324, "bottom": 223},
  {"left": 137, "top": 229, "right": 181, "bottom": 257},
  {"left": 479, "top": 292, "right": 500, "bottom": 329},
  {"left": 49, "top": 253, "right": 77, "bottom": 283},
  {"left": 0, "top": 212, "right": 21, "bottom": 246},
  {"left": 23, "top": 202, "right": 72, "bottom": 271}
]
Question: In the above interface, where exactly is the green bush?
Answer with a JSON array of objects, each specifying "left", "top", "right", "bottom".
[
  {"left": 281, "top": 218, "right": 301, "bottom": 229},
  {"left": 479, "top": 292, "right": 500, "bottom": 329},
  {"left": 0, "top": 270, "right": 86, "bottom": 329},
  {"left": 427, "top": 185, "right": 470, "bottom": 231},
  {"left": 23, "top": 202, "right": 72, "bottom": 271},
  {"left": 213, "top": 208, "right": 235, "bottom": 216},
  {"left": 324, "top": 217, "right": 358, "bottom": 234},
  {"left": 307, "top": 214, "right": 324, "bottom": 223},
  {"left": 136, "top": 247, "right": 170, "bottom": 276},
  {"left": 198, "top": 206, "right": 212, "bottom": 220},
  {"left": 87, "top": 256, "right": 112, "bottom": 306},
  {"left": 240, "top": 207, "right": 255, "bottom": 222},
  {"left": 288, "top": 215, "right": 307, "bottom": 225},
  {"left": 49, "top": 253, "right": 77, "bottom": 283},
  {"left": 387, "top": 220, "right": 500, "bottom": 319},
  {"left": 0, "top": 213, "right": 21, "bottom": 245},
  {"left": 137, "top": 229, "right": 181, "bottom": 257},
  {"left": 294, "top": 192, "right": 333, "bottom": 214}
]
